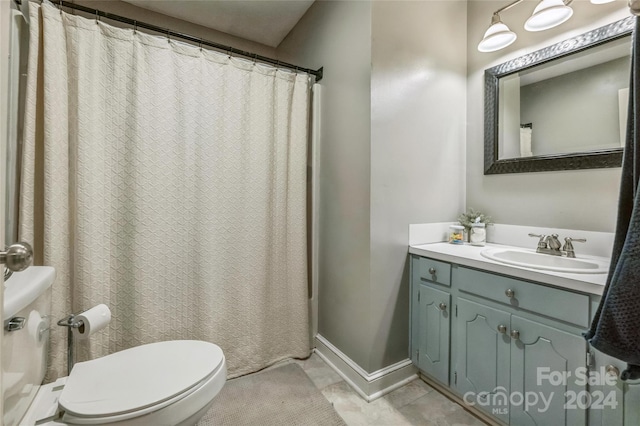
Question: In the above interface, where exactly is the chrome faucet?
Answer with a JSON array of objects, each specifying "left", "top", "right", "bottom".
[{"left": 528, "top": 233, "right": 586, "bottom": 258}]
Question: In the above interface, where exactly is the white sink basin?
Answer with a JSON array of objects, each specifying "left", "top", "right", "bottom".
[{"left": 480, "top": 248, "right": 609, "bottom": 274}]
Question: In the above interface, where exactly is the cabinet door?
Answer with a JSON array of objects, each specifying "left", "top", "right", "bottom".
[
  {"left": 589, "top": 349, "right": 640, "bottom": 426},
  {"left": 510, "top": 315, "right": 587, "bottom": 426},
  {"left": 417, "top": 284, "right": 451, "bottom": 384},
  {"left": 623, "top": 381, "right": 640, "bottom": 426},
  {"left": 455, "top": 297, "right": 511, "bottom": 424}
]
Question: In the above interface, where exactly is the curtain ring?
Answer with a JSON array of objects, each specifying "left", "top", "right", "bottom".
[
  {"left": 167, "top": 29, "right": 171, "bottom": 43},
  {"left": 95, "top": 10, "right": 99, "bottom": 24},
  {"left": 253, "top": 54, "right": 258, "bottom": 65},
  {"left": 199, "top": 38, "right": 203, "bottom": 51},
  {"left": 133, "top": 21, "right": 137, "bottom": 34},
  {"left": 227, "top": 48, "right": 232, "bottom": 59}
]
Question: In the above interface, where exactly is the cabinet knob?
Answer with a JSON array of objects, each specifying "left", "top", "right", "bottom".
[
  {"left": 428, "top": 267, "right": 436, "bottom": 275},
  {"left": 605, "top": 365, "right": 620, "bottom": 378},
  {"left": 438, "top": 303, "right": 447, "bottom": 311},
  {"left": 505, "top": 289, "right": 515, "bottom": 298},
  {"left": 510, "top": 329, "right": 520, "bottom": 340},
  {"left": 497, "top": 324, "right": 507, "bottom": 334}
]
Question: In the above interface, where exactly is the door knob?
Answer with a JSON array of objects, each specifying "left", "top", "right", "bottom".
[
  {"left": 438, "top": 303, "right": 447, "bottom": 311},
  {"left": 510, "top": 329, "right": 520, "bottom": 340},
  {"left": 497, "top": 324, "right": 507, "bottom": 334},
  {"left": 505, "top": 289, "right": 515, "bottom": 298},
  {"left": 1, "top": 242, "right": 33, "bottom": 272}
]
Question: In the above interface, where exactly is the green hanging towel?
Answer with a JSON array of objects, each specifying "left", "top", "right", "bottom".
[{"left": 585, "top": 16, "right": 640, "bottom": 381}]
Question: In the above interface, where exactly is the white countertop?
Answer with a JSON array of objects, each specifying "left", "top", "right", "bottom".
[{"left": 409, "top": 242, "right": 609, "bottom": 296}]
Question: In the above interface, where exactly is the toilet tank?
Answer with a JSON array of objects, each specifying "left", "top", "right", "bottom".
[{"left": 2, "top": 267, "right": 55, "bottom": 426}]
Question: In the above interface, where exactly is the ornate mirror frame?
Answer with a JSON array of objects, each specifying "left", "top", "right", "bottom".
[{"left": 484, "top": 16, "right": 635, "bottom": 175}]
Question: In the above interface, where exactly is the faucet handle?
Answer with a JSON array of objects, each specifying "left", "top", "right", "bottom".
[
  {"left": 563, "top": 237, "right": 586, "bottom": 258},
  {"left": 528, "top": 233, "right": 547, "bottom": 249},
  {"left": 565, "top": 237, "right": 587, "bottom": 244}
]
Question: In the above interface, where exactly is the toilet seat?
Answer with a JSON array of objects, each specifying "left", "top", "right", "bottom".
[{"left": 59, "top": 340, "right": 224, "bottom": 424}]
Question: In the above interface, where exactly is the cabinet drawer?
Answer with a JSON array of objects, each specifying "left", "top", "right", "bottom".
[
  {"left": 454, "top": 266, "right": 589, "bottom": 327},
  {"left": 417, "top": 257, "right": 451, "bottom": 287}
]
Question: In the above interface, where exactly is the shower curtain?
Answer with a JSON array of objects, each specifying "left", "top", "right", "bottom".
[{"left": 21, "top": 2, "right": 311, "bottom": 380}]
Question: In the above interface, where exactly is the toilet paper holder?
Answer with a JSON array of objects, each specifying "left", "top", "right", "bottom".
[{"left": 57, "top": 313, "right": 85, "bottom": 375}]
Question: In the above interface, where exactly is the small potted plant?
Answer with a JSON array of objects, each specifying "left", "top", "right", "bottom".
[{"left": 457, "top": 208, "right": 493, "bottom": 243}]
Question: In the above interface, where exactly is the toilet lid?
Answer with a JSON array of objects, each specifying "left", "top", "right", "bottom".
[{"left": 59, "top": 340, "right": 224, "bottom": 418}]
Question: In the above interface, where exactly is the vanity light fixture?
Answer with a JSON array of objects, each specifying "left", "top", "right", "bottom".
[
  {"left": 525, "top": 0, "right": 573, "bottom": 31},
  {"left": 478, "top": 13, "right": 518, "bottom": 52},
  {"left": 478, "top": 0, "right": 610, "bottom": 52}
]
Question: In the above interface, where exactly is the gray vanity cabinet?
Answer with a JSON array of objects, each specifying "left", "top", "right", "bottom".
[
  {"left": 588, "top": 349, "right": 640, "bottom": 426},
  {"left": 410, "top": 257, "right": 451, "bottom": 385},
  {"left": 454, "top": 299, "right": 586, "bottom": 425},
  {"left": 509, "top": 315, "right": 587, "bottom": 426},
  {"left": 415, "top": 283, "right": 450, "bottom": 384},
  {"left": 409, "top": 254, "right": 601, "bottom": 426},
  {"left": 455, "top": 297, "right": 511, "bottom": 424}
]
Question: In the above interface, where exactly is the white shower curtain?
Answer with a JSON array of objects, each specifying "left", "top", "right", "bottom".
[{"left": 21, "top": 2, "right": 310, "bottom": 380}]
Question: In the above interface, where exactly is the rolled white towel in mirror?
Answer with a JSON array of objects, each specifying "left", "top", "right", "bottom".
[{"left": 520, "top": 127, "right": 533, "bottom": 157}]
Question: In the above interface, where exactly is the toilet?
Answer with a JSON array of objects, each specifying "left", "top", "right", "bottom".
[{"left": 4, "top": 267, "right": 226, "bottom": 426}]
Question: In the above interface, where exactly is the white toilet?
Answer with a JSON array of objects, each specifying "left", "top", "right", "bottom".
[{"left": 3, "top": 267, "right": 226, "bottom": 426}]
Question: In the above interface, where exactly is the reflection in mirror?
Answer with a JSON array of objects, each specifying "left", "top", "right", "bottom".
[
  {"left": 498, "top": 37, "right": 631, "bottom": 160},
  {"left": 484, "top": 16, "right": 634, "bottom": 174}
]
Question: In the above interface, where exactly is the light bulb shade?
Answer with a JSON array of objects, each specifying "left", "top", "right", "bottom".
[
  {"left": 590, "top": 0, "right": 615, "bottom": 3},
  {"left": 525, "top": 0, "right": 573, "bottom": 32},
  {"left": 478, "top": 22, "right": 517, "bottom": 52}
]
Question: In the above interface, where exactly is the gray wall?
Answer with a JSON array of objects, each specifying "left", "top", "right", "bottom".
[
  {"left": 466, "top": 0, "right": 629, "bottom": 232},
  {"left": 369, "top": 0, "right": 466, "bottom": 371},
  {"left": 279, "top": 0, "right": 467, "bottom": 372},
  {"left": 278, "top": 0, "right": 374, "bottom": 370}
]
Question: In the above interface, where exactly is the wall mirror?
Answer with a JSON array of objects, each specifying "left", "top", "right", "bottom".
[{"left": 484, "top": 16, "right": 634, "bottom": 175}]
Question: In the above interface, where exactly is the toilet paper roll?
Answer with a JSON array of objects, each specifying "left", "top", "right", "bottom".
[{"left": 72, "top": 304, "right": 111, "bottom": 340}]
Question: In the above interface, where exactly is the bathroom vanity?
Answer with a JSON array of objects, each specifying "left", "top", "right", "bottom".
[{"left": 409, "top": 239, "right": 640, "bottom": 426}]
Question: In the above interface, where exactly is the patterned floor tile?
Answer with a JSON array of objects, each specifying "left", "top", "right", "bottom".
[
  {"left": 322, "top": 381, "right": 414, "bottom": 426},
  {"left": 383, "top": 379, "right": 435, "bottom": 409},
  {"left": 296, "top": 353, "right": 345, "bottom": 390}
]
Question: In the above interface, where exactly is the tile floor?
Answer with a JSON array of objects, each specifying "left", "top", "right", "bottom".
[{"left": 288, "top": 353, "right": 488, "bottom": 426}]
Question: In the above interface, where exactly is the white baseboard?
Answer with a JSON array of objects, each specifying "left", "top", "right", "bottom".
[{"left": 314, "top": 334, "right": 417, "bottom": 402}]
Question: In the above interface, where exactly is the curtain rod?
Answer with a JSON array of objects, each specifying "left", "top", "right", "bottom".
[{"left": 16, "top": 0, "right": 323, "bottom": 82}]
